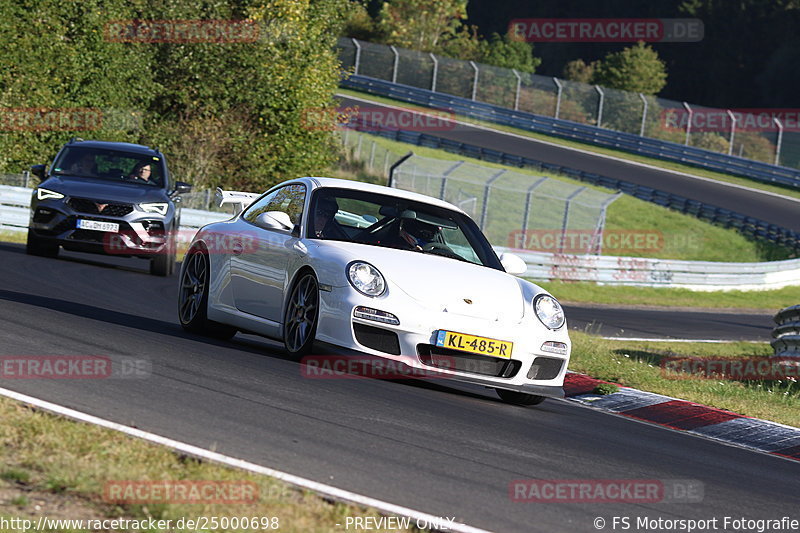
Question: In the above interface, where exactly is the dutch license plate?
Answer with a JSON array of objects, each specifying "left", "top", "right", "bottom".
[
  {"left": 435, "top": 330, "right": 513, "bottom": 359},
  {"left": 77, "top": 219, "right": 119, "bottom": 233}
]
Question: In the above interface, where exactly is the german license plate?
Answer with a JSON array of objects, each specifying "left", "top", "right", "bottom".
[
  {"left": 435, "top": 330, "right": 513, "bottom": 359},
  {"left": 77, "top": 219, "right": 119, "bottom": 232}
]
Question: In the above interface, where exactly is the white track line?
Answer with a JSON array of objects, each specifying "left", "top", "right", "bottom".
[
  {"left": 601, "top": 337, "right": 763, "bottom": 343},
  {"left": 0, "top": 386, "right": 490, "bottom": 533},
  {"left": 336, "top": 93, "right": 800, "bottom": 205}
]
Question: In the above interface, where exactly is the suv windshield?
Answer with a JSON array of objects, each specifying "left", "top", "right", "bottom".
[
  {"left": 52, "top": 147, "right": 164, "bottom": 187},
  {"left": 309, "top": 187, "right": 503, "bottom": 270}
]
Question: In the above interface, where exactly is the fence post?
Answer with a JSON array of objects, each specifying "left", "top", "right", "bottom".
[
  {"left": 639, "top": 93, "right": 648, "bottom": 137},
  {"left": 683, "top": 102, "right": 693, "bottom": 146},
  {"left": 726, "top": 110, "right": 737, "bottom": 156},
  {"left": 429, "top": 53, "right": 438, "bottom": 92},
  {"left": 560, "top": 187, "right": 585, "bottom": 253},
  {"left": 470, "top": 61, "right": 479, "bottom": 101},
  {"left": 388, "top": 151, "right": 414, "bottom": 188},
  {"left": 351, "top": 38, "right": 361, "bottom": 76},
  {"left": 512, "top": 69, "right": 522, "bottom": 111},
  {"left": 594, "top": 193, "right": 623, "bottom": 255},
  {"left": 479, "top": 170, "right": 507, "bottom": 231},
  {"left": 595, "top": 85, "right": 605, "bottom": 128},
  {"left": 369, "top": 141, "right": 376, "bottom": 170},
  {"left": 23, "top": 170, "right": 30, "bottom": 188},
  {"left": 774, "top": 118, "right": 784, "bottom": 166},
  {"left": 390, "top": 46, "right": 399, "bottom": 84},
  {"left": 521, "top": 177, "right": 548, "bottom": 238},
  {"left": 440, "top": 161, "right": 464, "bottom": 200},
  {"left": 553, "top": 78, "right": 563, "bottom": 119}
]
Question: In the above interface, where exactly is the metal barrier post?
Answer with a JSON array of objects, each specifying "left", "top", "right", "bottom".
[
  {"left": 727, "top": 110, "right": 737, "bottom": 156},
  {"left": 352, "top": 38, "right": 361, "bottom": 75},
  {"left": 639, "top": 93, "right": 648, "bottom": 137},
  {"left": 470, "top": 61, "right": 479, "bottom": 101},
  {"left": 429, "top": 53, "right": 438, "bottom": 92},
  {"left": 559, "top": 187, "right": 585, "bottom": 253},
  {"left": 512, "top": 69, "right": 522, "bottom": 111},
  {"left": 553, "top": 78, "right": 563, "bottom": 119},
  {"left": 521, "top": 177, "right": 548, "bottom": 236},
  {"left": 595, "top": 85, "right": 605, "bottom": 128},
  {"left": 479, "top": 170, "right": 507, "bottom": 230},
  {"left": 774, "top": 118, "right": 784, "bottom": 166},
  {"left": 390, "top": 46, "right": 399, "bottom": 84},
  {"left": 439, "top": 161, "right": 464, "bottom": 200},
  {"left": 388, "top": 151, "right": 414, "bottom": 188},
  {"left": 683, "top": 102, "right": 693, "bottom": 145}
]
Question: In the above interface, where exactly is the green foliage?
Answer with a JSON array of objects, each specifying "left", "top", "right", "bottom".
[
  {"left": 592, "top": 42, "right": 667, "bottom": 95},
  {"left": 0, "top": 0, "right": 348, "bottom": 191},
  {"left": 593, "top": 383, "right": 619, "bottom": 395},
  {"left": 377, "top": 0, "right": 467, "bottom": 51},
  {"left": 478, "top": 32, "right": 540, "bottom": 74},
  {"left": 562, "top": 59, "right": 595, "bottom": 84}
]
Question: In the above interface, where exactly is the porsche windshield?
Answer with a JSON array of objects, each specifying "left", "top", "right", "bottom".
[
  {"left": 309, "top": 187, "right": 503, "bottom": 270},
  {"left": 51, "top": 147, "right": 164, "bottom": 187}
]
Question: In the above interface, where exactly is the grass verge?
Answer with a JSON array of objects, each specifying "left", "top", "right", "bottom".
[
  {"left": 536, "top": 280, "right": 800, "bottom": 311},
  {"left": 570, "top": 332, "right": 800, "bottom": 427},
  {"left": 336, "top": 88, "right": 800, "bottom": 202},
  {"left": 0, "top": 395, "right": 419, "bottom": 532}
]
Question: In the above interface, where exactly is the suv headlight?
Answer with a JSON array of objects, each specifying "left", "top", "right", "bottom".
[
  {"left": 140, "top": 202, "right": 169, "bottom": 215},
  {"left": 347, "top": 261, "right": 386, "bottom": 297},
  {"left": 36, "top": 188, "right": 64, "bottom": 201},
  {"left": 533, "top": 294, "right": 565, "bottom": 330}
]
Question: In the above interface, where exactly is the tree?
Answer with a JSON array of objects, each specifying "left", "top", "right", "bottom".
[
  {"left": 562, "top": 59, "right": 595, "bottom": 84},
  {"left": 592, "top": 41, "right": 667, "bottom": 95},
  {"left": 377, "top": 0, "right": 467, "bottom": 51},
  {"left": 479, "top": 32, "right": 540, "bottom": 73}
]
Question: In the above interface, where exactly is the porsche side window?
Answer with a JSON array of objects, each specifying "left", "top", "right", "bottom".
[{"left": 243, "top": 184, "right": 306, "bottom": 226}]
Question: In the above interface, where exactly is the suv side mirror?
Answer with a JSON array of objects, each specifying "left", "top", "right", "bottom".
[
  {"left": 175, "top": 181, "right": 192, "bottom": 194},
  {"left": 30, "top": 164, "right": 46, "bottom": 180}
]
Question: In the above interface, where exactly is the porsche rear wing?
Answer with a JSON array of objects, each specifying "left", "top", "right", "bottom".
[{"left": 215, "top": 188, "right": 261, "bottom": 214}]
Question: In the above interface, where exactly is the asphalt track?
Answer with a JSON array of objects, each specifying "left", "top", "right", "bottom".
[
  {"left": 1, "top": 244, "right": 796, "bottom": 533},
  {"left": 336, "top": 95, "right": 800, "bottom": 233}
]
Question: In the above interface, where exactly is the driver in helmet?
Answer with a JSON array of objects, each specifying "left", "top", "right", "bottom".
[{"left": 397, "top": 218, "right": 439, "bottom": 251}]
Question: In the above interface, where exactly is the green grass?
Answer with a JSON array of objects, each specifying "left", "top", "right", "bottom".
[
  {"left": 570, "top": 332, "right": 800, "bottom": 427},
  {"left": 341, "top": 130, "right": 795, "bottom": 262},
  {"left": 536, "top": 280, "right": 800, "bottom": 311},
  {"left": 337, "top": 88, "right": 800, "bottom": 202},
  {"left": 0, "top": 396, "right": 421, "bottom": 532}
]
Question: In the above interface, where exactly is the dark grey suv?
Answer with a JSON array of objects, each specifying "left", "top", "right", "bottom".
[{"left": 27, "top": 139, "right": 192, "bottom": 276}]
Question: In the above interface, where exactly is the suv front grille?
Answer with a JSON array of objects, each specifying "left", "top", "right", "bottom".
[
  {"left": 417, "top": 345, "right": 521, "bottom": 378},
  {"left": 68, "top": 197, "right": 133, "bottom": 216}
]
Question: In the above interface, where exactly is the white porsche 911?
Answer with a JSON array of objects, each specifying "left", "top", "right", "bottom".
[{"left": 178, "top": 177, "right": 571, "bottom": 405}]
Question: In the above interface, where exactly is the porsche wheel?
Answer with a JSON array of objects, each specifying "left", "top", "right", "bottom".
[
  {"left": 283, "top": 271, "right": 319, "bottom": 356},
  {"left": 178, "top": 247, "right": 236, "bottom": 339},
  {"left": 495, "top": 388, "right": 546, "bottom": 406}
]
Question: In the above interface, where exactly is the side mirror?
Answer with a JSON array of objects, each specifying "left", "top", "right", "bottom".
[
  {"left": 255, "top": 211, "right": 293, "bottom": 231},
  {"left": 175, "top": 181, "right": 192, "bottom": 194},
  {"left": 30, "top": 164, "right": 46, "bottom": 180},
  {"left": 499, "top": 252, "right": 527, "bottom": 275}
]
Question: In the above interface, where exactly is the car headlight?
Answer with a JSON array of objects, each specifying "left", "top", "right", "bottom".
[
  {"left": 347, "top": 261, "right": 386, "bottom": 297},
  {"left": 140, "top": 202, "right": 169, "bottom": 215},
  {"left": 36, "top": 188, "right": 64, "bottom": 201},
  {"left": 533, "top": 294, "right": 565, "bottom": 330}
]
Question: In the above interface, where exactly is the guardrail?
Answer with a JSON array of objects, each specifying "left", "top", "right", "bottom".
[
  {"left": 3, "top": 185, "right": 799, "bottom": 290},
  {"left": 772, "top": 306, "right": 800, "bottom": 358},
  {"left": 344, "top": 123, "right": 800, "bottom": 254},
  {"left": 341, "top": 75, "right": 800, "bottom": 191}
]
